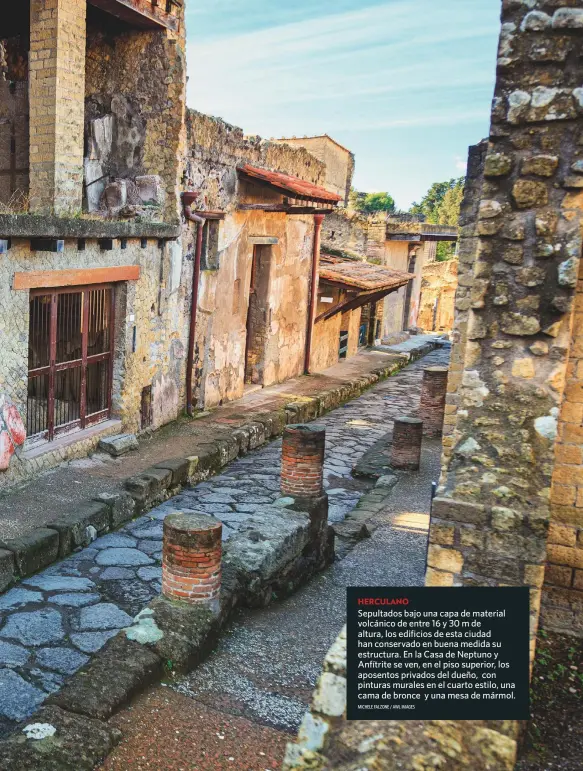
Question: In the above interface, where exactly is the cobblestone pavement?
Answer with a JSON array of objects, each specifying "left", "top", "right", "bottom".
[{"left": 0, "top": 349, "right": 447, "bottom": 735}]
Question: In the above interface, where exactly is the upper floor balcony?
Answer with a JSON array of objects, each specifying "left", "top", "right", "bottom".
[{"left": 88, "top": 0, "right": 182, "bottom": 32}]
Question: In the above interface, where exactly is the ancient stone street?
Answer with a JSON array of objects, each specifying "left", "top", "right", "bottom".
[{"left": 0, "top": 349, "right": 447, "bottom": 735}]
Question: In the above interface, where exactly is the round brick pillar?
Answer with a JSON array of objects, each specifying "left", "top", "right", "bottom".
[
  {"left": 162, "top": 512, "right": 222, "bottom": 612},
  {"left": 419, "top": 366, "right": 448, "bottom": 437},
  {"left": 390, "top": 416, "right": 423, "bottom": 470},
  {"left": 281, "top": 424, "right": 325, "bottom": 499}
]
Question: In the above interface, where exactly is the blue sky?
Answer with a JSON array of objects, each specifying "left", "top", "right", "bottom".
[{"left": 185, "top": 1, "right": 501, "bottom": 209}]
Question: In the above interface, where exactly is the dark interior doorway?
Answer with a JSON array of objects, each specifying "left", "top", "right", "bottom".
[{"left": 244, "top": 245, "right": 271, "bottom": 385}]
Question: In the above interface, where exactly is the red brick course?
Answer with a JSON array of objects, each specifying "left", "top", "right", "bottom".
[
  {"left": 281, "top": 424, "right": 326, "bottom": 498},
  {"left": 391, "top": 416, "right": 423, "bottom": 470},
  {"left": 162, "top": 512, "right": 222, "bottom": 609},
  {"left": 419, "top": 366, "right": 448, "bottom": 437}
]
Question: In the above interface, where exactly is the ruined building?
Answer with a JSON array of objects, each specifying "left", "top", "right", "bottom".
[{"left": 0, "top": 0, "right": 432, "bottom": 491}]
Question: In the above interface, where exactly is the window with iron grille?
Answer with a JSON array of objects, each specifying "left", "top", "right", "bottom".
[{"left": 27, "top": 285, "right": 115, "bottom": 441}]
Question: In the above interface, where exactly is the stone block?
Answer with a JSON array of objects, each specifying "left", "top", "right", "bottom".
[
  {"left": 1, "top": 529, "right": 59, "bottom": 577},
  {"left": 101, "top": 180, "right": 127, "bottom": 211},
  {"left": 98, "top": 433, "right": 138, "bottom": 457},
  {"left": 427, "top": 545, "right": 463, "bottom": 573},
  {"left": 548, "top": 521, "right": 577, "bottom": 546},
  {"left": 48, "top": 501, "right": 110, "bottom": 557},
  {"left": 140, "top": 467, "right": 172, "bottom": 496},
  {"left": 0, "top": 548, "right": 15, "bottom": 593},
  {"left": 94, "top": 492, "right": 136, "bottom": 529},
  {"left": 425, "top": 567, "right": 454, "bottom": 586},
  {"left": 154, "top": 458, "right": 189, "bottom": 487},
  {"left": 0, "top": 705, "right": 121, "bottom": 771},
  {"left": 429, "top": 522, "right": 455, "bottom": 546},
  {"left": 544, "top": 564, "right": 573, "bottom": 587},
  {"left": 124, "top": 476, "right": 152, "bottom": 508},
  {"left": 431, "top": 496, "right": 488, "bottom": 525},
  {"left": 49, "top": 635, "right": 163, "bottom": 721},
  {"left": 525, "top": 564, "right": 546, "bottom": 588},
  {"left": 546, "top": 544, "right": 583, "bottom": 569}
]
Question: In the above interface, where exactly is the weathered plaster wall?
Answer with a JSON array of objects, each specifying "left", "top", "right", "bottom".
[
  {"left": 418, "top": 259, "right": 458, "bottom": 332},
  {"left": 183, "top": 111, "right": 326, "bottom": 408},
  {"left": 0, "top": 236, "right": 190, "bottom": 489}
]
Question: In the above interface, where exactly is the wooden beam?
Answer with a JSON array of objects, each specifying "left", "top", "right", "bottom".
[
  {"left": 238, "top": 204, "right": 335, "bottom": 214},
  {"left": 315, "top": 288, "right": 396, "bottom": 323},
  {"left": 87, "top": 0, "right": 179, "bottom": 31},
  {"left": 13, "top": 266, "right": 141, "bottom": 290}
]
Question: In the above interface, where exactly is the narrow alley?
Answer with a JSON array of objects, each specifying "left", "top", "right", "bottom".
[{"left": 0, "top": 349, "right": 447, "bottom": 739}]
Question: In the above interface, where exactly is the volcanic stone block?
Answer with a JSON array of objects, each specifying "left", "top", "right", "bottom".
[
  {"left": 1, "top": 529, "right": 59, "bottom": 577},
  {"left": 48, "top": 502, "right": 110, "bottom": 557},
  {"left": 98, "top": 433, "right": 138, "bottom": 457},
  {"left": 0, "top": 548, "right": 15, "bottom": 592}
]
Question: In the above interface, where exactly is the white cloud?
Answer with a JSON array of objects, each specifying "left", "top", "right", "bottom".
[{"left": 455, "top": 155, "right": 468, "bottom": 172}]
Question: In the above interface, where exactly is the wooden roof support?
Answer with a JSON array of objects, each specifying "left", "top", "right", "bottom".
[{"left": 315, "top": 287, "right": 397, "bottom": 324}]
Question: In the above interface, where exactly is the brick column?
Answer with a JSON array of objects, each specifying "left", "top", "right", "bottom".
[
  {"left": 162, "top": 513, "right": 222, "bottom": 613},
  {"left": 281, "top": 424, "right": 325, "bottom": 499},
  {"left": 390, "top": 417, "right": 423, "bottom": 470},
  {"left": 419, "top": 366, "right": 448, "bottom": 437},
  {"left": 29, "top": 0, "right": 87, "bottom": 215}
]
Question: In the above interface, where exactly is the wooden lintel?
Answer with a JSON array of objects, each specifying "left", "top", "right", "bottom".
[
  {"left": 238, "top": 204, "right": 335, "bottom": 215},
  {"left": 13, "top": 266, "right": 141, "bottom": 291},
  {"left": 193, "top": 211, "right": 226, "bottom": 220}
]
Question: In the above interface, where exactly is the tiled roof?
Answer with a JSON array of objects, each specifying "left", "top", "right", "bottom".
[
  {"left": 319, "top": 254, "right": 414, "bottom": 291},
  {"left": 238, "top": 164, "right": 342, "bottom": 204}
]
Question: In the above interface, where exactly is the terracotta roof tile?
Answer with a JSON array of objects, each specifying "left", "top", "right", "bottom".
[
  {"left": 319, "top": 254, "right": 414, "bottom": 291},
  {"left": 238, "top": 164, "right": 342, "bottom": 204}
]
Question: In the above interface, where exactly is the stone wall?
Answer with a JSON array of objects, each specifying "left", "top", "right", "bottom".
[
  {"left": 84, "top": 7, "right": 186, "bottom": 221},
  {"left": 429, "top": 0, "right": 583, "bottom": 658},
  {"left": 273, "top": 135, "right": 355, "bottom": 204},
  {"left": 29, "top": 0, "right": 87, "bottom": 216},
  {"left": 0, "top": 33, "right": 29, "bottom": 207},
  {"left": 418, "top": 259, "right": 458, "bottom": 332},
  {"left": 441, "top": 141, "right": 488, "bottom": 481},
  {"left": 543, "top": 255, "right": 583, "bottom": 635}
]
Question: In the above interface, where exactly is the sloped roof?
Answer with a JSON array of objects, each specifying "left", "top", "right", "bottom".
[
  {"left": 319, "top": 254, "right": 414, "bottom": 292},
  {"left": 238, "top": 164, "right": 342, "bottom": 205}
]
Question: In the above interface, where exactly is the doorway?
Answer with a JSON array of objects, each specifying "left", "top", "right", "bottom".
[{"left": 244, "top": 245, "right": 271, "bottom": 385}]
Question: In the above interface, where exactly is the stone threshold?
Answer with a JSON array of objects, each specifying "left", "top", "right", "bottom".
[{"left": 0, "top": 338, "right": 439, "bottom": 601}]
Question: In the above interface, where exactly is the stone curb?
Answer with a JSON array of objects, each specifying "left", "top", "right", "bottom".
[
  {"left": 332, "top": 475, "right": 400, "bottom": 558},
  {"left": 0, "top": 341, "right": 436, "bottom": 596}
]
